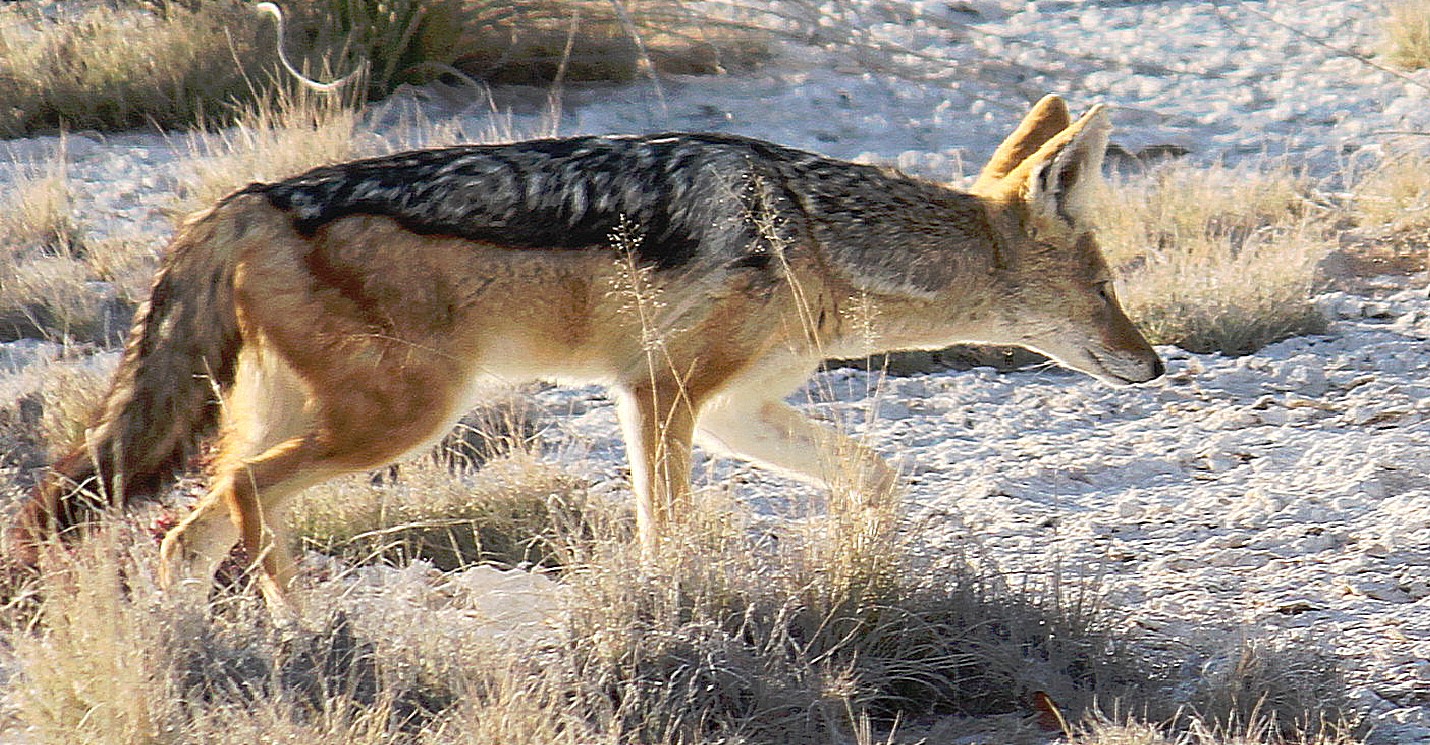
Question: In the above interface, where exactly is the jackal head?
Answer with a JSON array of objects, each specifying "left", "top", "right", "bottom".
[{"left": 971, "top": 95, "right": 1164, "bottom": 386}]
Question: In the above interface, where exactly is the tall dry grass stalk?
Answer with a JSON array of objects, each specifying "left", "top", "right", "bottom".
[
  {"left": 169, "top": 89, "right": 368, "bottom": 217},
  {"left": 168, "top": 84, "right": 493, "bottom": 218},
  {"left": 1093, "top": 163, "right": 1330, "bottom": 355}
]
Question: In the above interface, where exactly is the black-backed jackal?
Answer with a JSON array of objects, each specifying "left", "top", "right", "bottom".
[{"left": 9, "top": 95, "right": 1162, "bottom": 610}]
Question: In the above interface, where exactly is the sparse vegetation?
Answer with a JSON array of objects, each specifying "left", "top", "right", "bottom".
[
  {"left": 1384, "top": 0, "right": 1430, "bottom": 69},
  {"left": 0, "top": 1, "right": 274, "bottom": 138},
  {"left": 0, "top": 464, "right": 1356, "bottom": 745},
  {"left": 0, "top": 147, "right": 145, "bottom": 346},
  {"left": 1349, "top": 145, "right": 1430, "bottom": 233},
  {"left": 0, "top": 0, "right": 786, "bottom": 139},
  {"left": 1093, "top": 163, "right": 1331, "bottom": 355}
]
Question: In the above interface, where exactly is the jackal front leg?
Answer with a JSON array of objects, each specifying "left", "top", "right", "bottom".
[
  {"left": 696, "top": 397, "right": 899, "bottom": 505},
  {"left": 617, "top": 384, "right": 698, "bottom": 550}
]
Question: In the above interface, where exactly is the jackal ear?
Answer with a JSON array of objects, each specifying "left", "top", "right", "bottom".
[
  {"left": 971, "top": 95, "right": 1072, "bottom": 194},
  {"left": 1015, "top": 104, "right": 1110, "bottom": 234}
]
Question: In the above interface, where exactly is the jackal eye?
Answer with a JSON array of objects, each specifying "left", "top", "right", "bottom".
[{"left": 1094, "top": 281, "right": 1113, "bottom": 302}]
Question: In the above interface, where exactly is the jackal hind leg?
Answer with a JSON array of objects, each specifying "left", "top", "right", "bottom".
[
  {"left": 617, "top": 382, "right": 702, "bottom": 551},
  {"left": 157, "top": 358, "right": 325, "bottom": 615},
  {"left": 696, "top": 394, "right": 899, "bottom": 507},
  {"left": 161, "top": 347, "right": 468, "bottom": 614},
  {"left": 159, "top": 441, "right": 330, "bottom": 617}
]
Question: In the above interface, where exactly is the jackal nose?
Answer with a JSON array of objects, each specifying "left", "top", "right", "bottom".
[{"left": 1148, "top": 355, "right": 1165, "bottom": 380}]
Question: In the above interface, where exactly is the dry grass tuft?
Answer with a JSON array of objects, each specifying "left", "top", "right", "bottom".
[
  {"left": 289, "top": 394, "right": 577, "bottom": 571},
  {"left": 1349, "top": 145, "right": 1430, "bottom": 233},
  {"left": 1093, "top": 163, "right": 1331, "bottom": 355},
  {"left": 441, "top": 0, "right": 775, "bottom": 85},
  {"left": 2, "top": 524, "right": 464, "bottom": 743},
  {"left": 0, "top": 352, "right": 117, "bottom": 481},
  {"left": 169, "top": 89, "right": 370, "bottom": 217},
  {"left": 0, "top": 1, "right": 273, "bottom": 137},
  {"left": 0, "top": 454, "right": 1360, "bottom": 745},
  {"left": 1186, "top": 636, "right": 1359, "bottom": 744},
  {"left": 169, "top": 84, "right": 489, "bottom": 217},
  {"left": 291, "top": 454, "right": 589, "bottom": 572},
  {"left": 0, "top": 152, "right": 77, "bottom": 255},
  {"left": 5, "top": 524, "right": 187, "bottom": 743},
  {"left": 0, "top": 162, "right": 92, "bottom": 339},
  {"left": 455, "top": 484, "right": 1147, "bottom": 744},
  {"left": 0, "top": 146, "right": 156, "bottom": 345},
  {"left": 1384, "top": 0, "right": 1430, "bottom": 70},
  {"left": 1071, "top": 716, "right": 1360, "bottom": 745},
  {"left": 32, "top": 358, "right": 114, "bottom": 461}
]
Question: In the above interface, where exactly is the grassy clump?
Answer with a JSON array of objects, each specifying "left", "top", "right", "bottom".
[
  {"left": 440, "top": 0, "right": 773, "bottom": 85},
  {"left": 0, "top": 146, "right": 157, "bottom": 345},
  {"left": 3, "top": 527, "right": 458, "bottom": 744},
  {"left": 0, "top": 467, "right": 1360, "bottom": 744},
  {"left": 256, "top": 0, "right": 776, "bottom": 97},
  {"left": 0, "top": 1, "right": 274, "bottom": 138},
  {"left": 4, "top": 528, "right": 184, "bottom": 744},
  {"left": 0, "top": 351, "right": 115, "bottom": 497},
  {"left": 1094, "top": 163, "right": 1330, "bottom": 355},
  {"left": 1350, "top": 146, "right": 1430, "bottom": 233},
  {"left": 291, "top": 453, "right": 589, "bottom": 572},
  {"left": 289, "top": 396, "right": 568, "bottom": 571},
  {"left": 1384, "top": 0, "right": 1430, "bottom": 70},
  {"left": 0, "top": 0, "right": 781, "bottom": 138},
  {"left": 1186, "top": 636, "right": 1357, "bottom": 745},
  {"left": 169, "top": 88, "right": 371, "bottom": 217},
  {"left": 538, "top": 501, "right": 1142, "bottom": 744},
  {"left": 169, "top": 79, "right": 494, "bottom": 217}
]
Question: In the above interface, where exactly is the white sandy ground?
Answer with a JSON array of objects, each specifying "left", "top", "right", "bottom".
[{"left": 3, "top": 0, "right": 1430, "bottom": 741}]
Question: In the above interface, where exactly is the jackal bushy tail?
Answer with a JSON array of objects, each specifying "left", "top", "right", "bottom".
[{"left": 8, "top": 207, "right": 241, "bottom": 560}]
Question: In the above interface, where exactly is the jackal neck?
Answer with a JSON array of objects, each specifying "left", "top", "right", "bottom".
[{"left": 773, "top": 159, "right": 1002, "bottom": 299}]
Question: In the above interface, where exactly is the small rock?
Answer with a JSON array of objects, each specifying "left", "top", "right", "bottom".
[
  {"left": 1362, "top": 301, "right": 1394, "bottom": 319},
  {"left": 1344, "top": 580, "right": 1413, "bottom": 603},
  {"left": 873, "top": 399, "right": 913, "bottom": 420},
  {"left": 1272, "top": 598, "right": 1322, "bottom": 615},
  {"left": 1396, "top": 565, "right": 1430, "bottom": 600}
]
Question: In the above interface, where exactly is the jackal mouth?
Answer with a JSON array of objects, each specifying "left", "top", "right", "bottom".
[{"left": 1085, "top": 347, "right": 1163, "bottom": 386}]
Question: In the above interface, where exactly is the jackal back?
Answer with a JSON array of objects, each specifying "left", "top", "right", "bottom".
[{"left": 243, "top": 132, "right": 996, "bottom": 295}]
